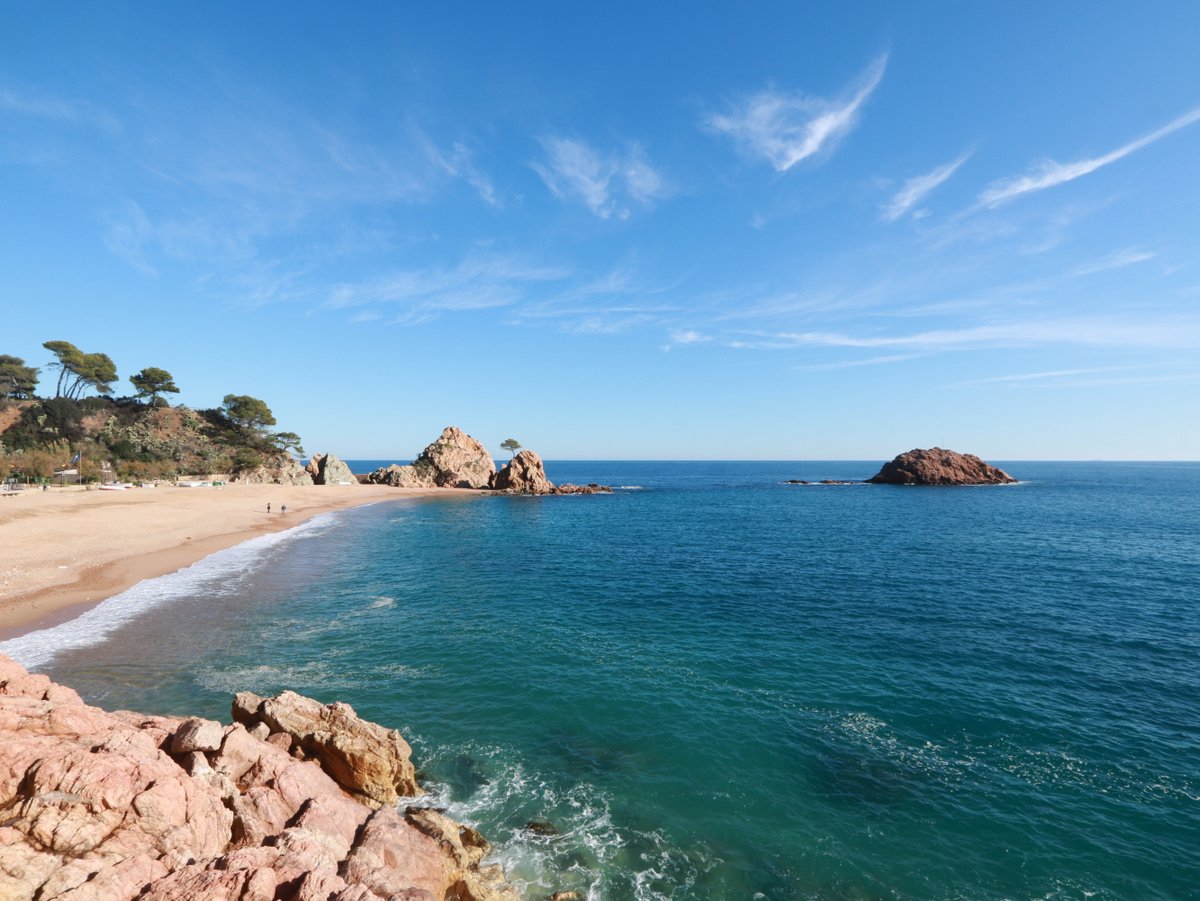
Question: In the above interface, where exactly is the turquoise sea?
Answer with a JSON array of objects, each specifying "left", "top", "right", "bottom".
[{"left": 3, "top": 461, "right": 1197, "bottom": 900}]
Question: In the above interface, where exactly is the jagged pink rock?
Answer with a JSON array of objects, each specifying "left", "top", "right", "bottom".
[
  {"left": 491, "top": 449, "right": 555, "bottom": 494},
  {"left": 0, "top": 653, "right": 517, "bottom": 901},
  {"left": 365, "top": 426, "right": 496, "bottom": 489},
  {"left": 231, "top": 689, "right": 419, "bottom": 807}
]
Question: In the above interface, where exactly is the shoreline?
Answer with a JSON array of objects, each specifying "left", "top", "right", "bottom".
[{"left": 0, "top": 482, "right": 483, "bottom": 642}]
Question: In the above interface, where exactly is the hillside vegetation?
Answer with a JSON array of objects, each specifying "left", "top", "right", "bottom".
[{"left": 0, "top": 341, "right": 302, "bottom": 483}]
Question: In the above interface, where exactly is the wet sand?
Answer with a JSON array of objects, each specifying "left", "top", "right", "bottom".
[{"left": 0, "top": 482, "right": 480, "bottom": 640}]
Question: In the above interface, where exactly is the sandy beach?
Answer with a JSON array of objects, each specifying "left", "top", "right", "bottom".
[{"left": 0, "top": 482, "right": 480, "bottom": 640}]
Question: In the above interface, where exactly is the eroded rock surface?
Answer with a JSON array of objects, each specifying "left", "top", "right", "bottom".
[
  {"left": 491, "top": 450, "right": 555, "bottom": 494},
  {"left": 866, "top": 448, "right": 1016, "bottom": 485},
  {"left": 306, "top": 453, "right": 357, "bottom": 486},
  {"left": 0, "top": 654, "right": 516, "bottom": 901},
  {"left": 231, "top": 455, "right": 313, "bottom": 486},
  {"left": 365, "top": 426, "right": 495, "bottom": 489},
  {"left": 231, "top": 690, "right": 418, "bottom": 807},
  {"left": 491, "top": 450, "right": 612, "bottom": 496}
]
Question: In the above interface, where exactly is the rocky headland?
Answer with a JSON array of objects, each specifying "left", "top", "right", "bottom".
[
  {"left": 0, "top": 653, "right": 516, "bottom": 901},
  {"left": 365, "top": 428, "right": 610, "bottom": 497},
  {"left": 866, "top": 448, "right": 1016, "bottom": 486}
]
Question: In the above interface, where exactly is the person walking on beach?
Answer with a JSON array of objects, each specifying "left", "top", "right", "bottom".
[
  {"left": 280, "top": 504, "right": 287, "bottom": 515},
  {"left": 267, "top": 502, "right": 271, "bottom": 514}
]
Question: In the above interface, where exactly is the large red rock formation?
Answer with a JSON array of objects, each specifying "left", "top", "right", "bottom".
[{"left": 866, "top": 448, "right": 1016, "bottom": 485}]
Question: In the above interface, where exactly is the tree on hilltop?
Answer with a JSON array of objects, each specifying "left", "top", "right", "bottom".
[
  {"left": 129, "top": 367, "right": 180, "bottom": 407},
  {"left": 270, "top": 431, "right": 305, "bottom": 458},
  {"left": 500, "top": 438, "right": 521, "bottom": 458},
  {"left": 0, "top": 355, "right": 38, "bottom": 399},
  {"left": 221, "top": 394, "right": 276, "bottom": 436},
  {"left": 43, "top": 341, "right": 117, "bottom": 399}
]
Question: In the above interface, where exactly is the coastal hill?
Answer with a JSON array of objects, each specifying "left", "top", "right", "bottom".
[
  {"left": 866, "top": 448, "right": 1017, "bottom": 485},
  {"left": 1, "top": 341, "right": 314, "bottom": 485},
  {"left": 0, "top": 652, "right": 518, "bottom": 901}
]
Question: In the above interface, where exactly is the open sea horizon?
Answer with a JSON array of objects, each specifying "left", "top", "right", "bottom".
[{"left": 3, "top": 460, "right": 1197, "bottom": 900}]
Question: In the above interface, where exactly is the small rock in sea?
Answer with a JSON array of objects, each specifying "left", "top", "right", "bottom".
[
  {"left": 525, "top": 818, "right": 560, "bottom": 836},
  {"left": 785, "top": 480, "right": 810, "bottom": 484},
  {"left": 550, "top": 892, "right": 580, "bottom": 901}
]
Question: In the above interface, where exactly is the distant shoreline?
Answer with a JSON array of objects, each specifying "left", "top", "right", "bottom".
[{"left": 0, "top": 482, "right": 481, "bottom": 641}]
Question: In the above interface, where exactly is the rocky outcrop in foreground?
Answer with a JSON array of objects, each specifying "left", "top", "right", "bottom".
[
  {"left": 365, "top": 427, "right": 495, "bottom": 489},
  {"left": 490, "top": 450, "right": 611, "bottom": 496},
  {"left": 305, "top": 453, "right": 357, "bottom": 487},
  {"left": 866, "top": 448, "right": 1016, "bottom": 485},
  {"left": 0, "top": 654, "right": 516, "bottom": 901}
]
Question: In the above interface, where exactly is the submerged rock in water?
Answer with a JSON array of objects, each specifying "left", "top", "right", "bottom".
[
  {"left": 365, "top": 426, "right": 496, "bottom": 489},
  {"left": 866, "top": 448, "right": 1016, "bottom": 485},
  {"left": 0, "top": 653, "right": 518, "bottom": 901},
  {"left": 524, "top": 818, "right": 560, "bottom": 836}
]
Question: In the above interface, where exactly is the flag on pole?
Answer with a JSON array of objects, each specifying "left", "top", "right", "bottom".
[{"left": 70, "top": 452, "right": 81, "bottom": 464}]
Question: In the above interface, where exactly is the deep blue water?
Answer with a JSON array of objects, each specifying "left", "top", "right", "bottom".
[{"left": 3, "top": 461, "right": 1198, "bottom": 900}]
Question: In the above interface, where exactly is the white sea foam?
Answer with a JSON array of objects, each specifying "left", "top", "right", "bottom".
[
  {"left": 412, "top": 740, "right": 704, "bottom": 901},
  {"left": 614, "top": 486, "right": 646, "bottom": 491},
  {"left": 0, "top": 512, "right": 343, "bottom": 670},
  {"left": 369, "top": 595, "right": 396, "bottom": 608}
]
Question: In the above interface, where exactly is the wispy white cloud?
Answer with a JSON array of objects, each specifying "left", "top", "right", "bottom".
[
  {"left": 882, "top": 152, "right": 971, "bottom": 222},
  {"left": 326, "top": 253, "right": 572, "bottom": 324},
  {"left": 664, "top": 328, "right": 712, "bottom": 351},
  {"left": 428, "top": 140, "right": 499, "bottom": 206},
  {"left": 948, "top": 364, "right": 1197, "bottom": 390},
  {"left": 792, "top": 353, "right": 926, "bottom": 371},
  {"left": 532, "top": 137, "right": 668, "bottom": 219},
  {"left": 705, "top": 54, "right": 887, "bottom": 172},
  {"left": 0, "top": 85, "right": 120, "bottom": 132},
  {"left": 979, "top": 105, "right": 1200, "bottom": 207},
  {"left": 725, "top": 316, "right": 1200, "bottom": 351},
  {"left": 1068, "top": 247, "right": 1156, "bottom": 277},
  {"left": 953, "top": 365, "right": 1142, "bottom": 386},
  {"left": 102, "top": 201, "right": 263, "bottom": 275}
]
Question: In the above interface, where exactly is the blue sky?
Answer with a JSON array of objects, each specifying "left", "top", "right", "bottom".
[{"left": 3, "top": 2, "right": 1199, "bottom": 460}]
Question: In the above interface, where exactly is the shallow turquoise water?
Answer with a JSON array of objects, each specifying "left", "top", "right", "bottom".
[{"left": 5, "top": 462, "right": 1198, "bottom": 899}]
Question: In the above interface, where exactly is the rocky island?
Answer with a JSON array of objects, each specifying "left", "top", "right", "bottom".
[
  {"left": 0, "top": 653, "right": 517, "bottom": 901},
  {"left": 365, "top": 427, "right": 610, "bottom": 496},
  {"left": 866, "top": 447, "right": 1017, "bottom": 485}
]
